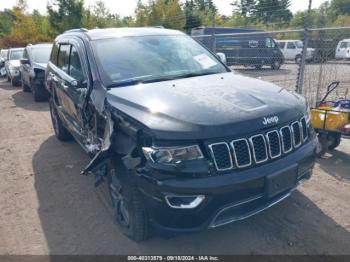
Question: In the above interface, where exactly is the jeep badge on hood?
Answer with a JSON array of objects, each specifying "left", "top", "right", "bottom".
[{"left": 262, "top": 116, "right": 279, "bottom": 125}]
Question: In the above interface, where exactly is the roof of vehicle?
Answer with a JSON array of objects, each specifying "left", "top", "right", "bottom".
[
  {"left": 339, "top": 39, "right": 350, "bottom": 42},
  {"left": 9, "top": 47, "right": 25, "bottom": 51},
  {"left": 27, "top": 43, "right": 53, "bottom": 48},
  {"left": 275, "top": 40, "right": 301, "bottom": 42},
  {"left": 61, "top": 27, "right": 184, "bottom": 41}
]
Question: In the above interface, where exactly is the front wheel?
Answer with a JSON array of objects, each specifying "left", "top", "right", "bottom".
[
  {"left": 316, "top": 133, "right": 328, "bottom": 157},
  {"left": 22, "top": 77, "right": 31, "bottom": 92},
  {"left": 295, "top": 55, "right": 302, "bottom": 64},
  {"left": 271, "top": 60, "right": 281, "bottom": 70},
  {"left": 107, "top": 160, "right": 149, "bottom": 242},
  {"left": 32, "top": 78, "right": 49, "bottom": 102},
  {"left": 327, "top": 134, "right": 341, "bottom": 150},
  {"left": 11, "top": 78, "right": 20, "bottom": 87}
]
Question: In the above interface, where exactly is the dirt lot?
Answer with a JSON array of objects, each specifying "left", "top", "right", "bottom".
[{"left": 0, "top": 70, "right": 349, "bottom": 255}]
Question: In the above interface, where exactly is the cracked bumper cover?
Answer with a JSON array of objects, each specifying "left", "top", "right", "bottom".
[{"left": 136, "top": 138, "right": 316, "bottom": 232}]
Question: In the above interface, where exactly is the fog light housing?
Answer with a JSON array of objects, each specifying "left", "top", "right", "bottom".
[{"left": 165, "top": 195, "right": 205, "bottom": 209}]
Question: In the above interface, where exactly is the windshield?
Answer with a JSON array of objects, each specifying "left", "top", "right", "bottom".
[
  {"left": 295, "top": 41, "right": 303, "bottom": 48},
  {"left": 9, "top": 50, "right": 24, "bottom": 60},
  {"left": 340, "top": 42, "right": 349, "bottom": 48},
  {"left": 92, "top": 35, "right": 228, "bottom": 87},
  {"left": 32, "top": 46, "right": 52, "bottom": 63}
]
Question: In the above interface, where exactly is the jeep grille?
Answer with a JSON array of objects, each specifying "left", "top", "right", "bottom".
[{"left": 208, "top": 117, "right": 308, "bottom": 171}]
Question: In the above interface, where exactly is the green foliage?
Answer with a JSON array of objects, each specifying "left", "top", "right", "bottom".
[
  {"left": 0, "top": 9, "right": 16, "bottom": 37},
  {"left": 47, "top": 0, "right": 84, "bottom": 35},
  {"left": 1, "top": 0, "right": 350, "bottom": 49}
]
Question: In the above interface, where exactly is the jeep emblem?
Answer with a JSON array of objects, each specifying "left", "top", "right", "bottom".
[{"left": 262, "top": 116, "right": 279, "bottom": 125}]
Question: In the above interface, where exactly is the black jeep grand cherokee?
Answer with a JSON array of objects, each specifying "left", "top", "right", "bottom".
[{"left": 45, "top": 27, "right": 316, "bottom": 241}]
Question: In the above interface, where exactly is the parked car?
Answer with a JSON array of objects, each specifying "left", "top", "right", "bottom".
[
  {"left": 5, "top": 47, "right": 24, "bottom": 86},
  {"left": 46, "top": 28, "right": 316, "bottom": 241},
  {"left": 276, "top": 40, "right": 315, "bottom": 64},
  {"left": 191, "top": 26, "right": 284, "bottom": 69},
  {"left": 20, "top": 43, "right": 52, "bottom": 101},
  {"left": 335, "top": 39, "right": 350, "bottom": 60},
  {"left": 0, "top": 49, "right": 9, "bottom": 77}
]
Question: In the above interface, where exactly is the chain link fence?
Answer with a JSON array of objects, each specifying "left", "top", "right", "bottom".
[{"left": 191, "top": 26, "right": 350, "bottom": 107}]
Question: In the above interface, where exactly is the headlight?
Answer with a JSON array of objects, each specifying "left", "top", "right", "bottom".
[{"left": 142, "top": 145, "right": 204, "bottom": 164}]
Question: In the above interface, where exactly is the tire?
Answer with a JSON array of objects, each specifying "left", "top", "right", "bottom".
[
  {"left": 271, "top": 60, "right": 281, "bottom": 70},
  {"left": 21, "top": 78, "right": 31, "bottom": 92},
  {"left": 11, "top": 78, "right": 20, "bottom": 87},
  {"left": 295, "top": 55, "right": 302, "bottom": 64},
  {"left": 7, "top": 76, "right": 10, "bottom": 82},
  {"left": 315, "top": 133, "right": 328, "bottom": 157},
  {"left": 32, "top": 78, "right": 49, "bottom": 102},
  {"left": 49, "top": 98, "right": 72, "bottom": 141},
  {"left": 107, "top": 159, "right": 149, "bottom": 242},
  {"left": 327, "top": 135, "right": 341, "bottom": 150}
]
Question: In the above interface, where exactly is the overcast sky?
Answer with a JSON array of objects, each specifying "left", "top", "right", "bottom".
[{"left": 0, "top": 0, "right": 328, "bottom": 16}]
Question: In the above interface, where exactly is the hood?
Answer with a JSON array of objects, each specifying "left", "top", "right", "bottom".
[
  {"left": 9, "top": 60, "right": 20, "bottom": 68},
  {"left": 32, "top": 62, "right": 47, "bottom": 70},
  {"left": 106, "top": 72, "right": 306, "bottom": 140}
]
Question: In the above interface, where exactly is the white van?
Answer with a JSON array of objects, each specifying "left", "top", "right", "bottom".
[
  {"left": 276, "top": 40, "right": 314, "bottom": 63},
  {"left": 335, "top": 39, "right": 350, "bottom": 60}
]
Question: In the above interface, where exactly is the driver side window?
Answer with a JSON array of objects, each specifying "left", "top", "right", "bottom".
[
  {"left": 69, "top": 46, "right": 84, "bottom": 82},
  {"left": 287, "top": 42, "right": 296, "bottom": 49}
]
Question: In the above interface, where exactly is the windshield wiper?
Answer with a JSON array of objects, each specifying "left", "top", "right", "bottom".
[{"left": 107, "top": 71, "right": 221, "bottom": 88}]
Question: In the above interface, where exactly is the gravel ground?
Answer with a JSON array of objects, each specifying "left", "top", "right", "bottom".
[{"left": 0, "top": 71, "right": 349, "bottom": 255}]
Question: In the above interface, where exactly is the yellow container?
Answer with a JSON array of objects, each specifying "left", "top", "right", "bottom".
[{"left": 311, "top": 107, "right": 349, "bottom": 130}]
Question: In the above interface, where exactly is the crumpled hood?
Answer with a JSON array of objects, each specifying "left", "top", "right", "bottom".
[
  {"left": 32, "top": 62, "right": 47, "bottom": 70},
  {"left": 106, "top": 72, "right": 306, "bottom": 140},
  {"left": 9, "top": 60, "right": 20, "bottom": 68}
]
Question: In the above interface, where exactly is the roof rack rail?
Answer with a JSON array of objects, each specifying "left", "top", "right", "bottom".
[{"left": 64, "top": 28, "right": 88, "bottom": 33}]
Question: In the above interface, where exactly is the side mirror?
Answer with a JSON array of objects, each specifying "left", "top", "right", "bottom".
[
  {"left": 216, "top": 52, "right": 227, "bottom": 64},
  {"left": 20, "top": 59, "right": 30, "bottom": 65},
  {"left": 70, "top": 79, "right": 87, "bottom": 89}
]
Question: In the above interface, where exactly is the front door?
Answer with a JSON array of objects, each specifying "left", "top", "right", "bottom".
[{"left": 54, "top": 41, "right": 88, "bottom": 140}]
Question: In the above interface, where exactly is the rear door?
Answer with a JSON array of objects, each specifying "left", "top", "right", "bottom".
[{"left": 285, "top": 42, "right": 297, "bottom": 60}]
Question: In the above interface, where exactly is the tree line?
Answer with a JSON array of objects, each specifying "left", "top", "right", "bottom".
[{"left": 0, "top": 0, "right": 350, "bottom": 48}]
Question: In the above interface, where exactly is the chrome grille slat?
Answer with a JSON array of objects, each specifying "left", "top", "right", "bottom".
[
  {"left": 209, "top": 119, "right": 308, "bottom": 171},
  {"left": 280, "top": 125, "right": 293, "bottom": 153},
  {"left": 300, "top": 117, "right": 308, "bottom": 141},
  {"left": 291, "top": 121, "right": 302, "bottom": 148},
  {"left": 231, "top": 139, "right": 252, "bottom": 168},
  {"left": 266, "top": 130, "right": 281, "bottom": 159},
  {"left": 208, "top": 142, "right": 233, "bottom": 171},
  {"left": 249, "top": 134, "right": 268, "bottom": 164}
]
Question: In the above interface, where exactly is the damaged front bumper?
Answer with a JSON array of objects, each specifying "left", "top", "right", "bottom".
[{"left": 135, "top": 139, "right": 316, "bottom": 233}]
